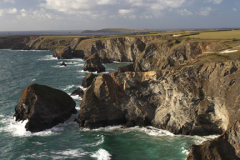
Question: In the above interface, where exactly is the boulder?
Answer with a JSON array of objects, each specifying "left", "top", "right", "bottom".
[
  {"left": 187, "top": 119, "right": 240, "bottom": 160},
  {"left": 70, "top": 87, "right": 84, "bottom": 98},
  {"left": 82, "top": 73, "right": 97, "bottom": 88},
  {"left": 83, "top": 53, "right": 105, "bottom": 73},
  {"left": 53, "top": 46, "right": 73, "bottom": 59},
  {"left": 60, "top": 61, "right": 67, "bottom": 66},
  {"left": 14, "top": 84, "right": 76, "bottom": 132}
]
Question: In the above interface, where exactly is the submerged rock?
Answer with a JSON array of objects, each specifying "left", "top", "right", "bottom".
[
  {"left": 83, "top": 53, "right": 105, "bottom": 73},
  {"left": 70, "top": 87, "right": 84, "bottom": 98},
  {"left": 14, "top": 84, "right": 76, "bottom": 132},
  {"left": 60, "top": 61, "right": 67, "bottom": 66},
  {"left": 82, "top": 73, "right": 97, "bottom": 88},
  {"left": 187, "top": 119, "right": 240, "bottom": 160}
]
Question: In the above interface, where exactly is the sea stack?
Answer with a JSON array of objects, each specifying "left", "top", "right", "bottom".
[{"left": 14, "top": 84, "right": 76, "bottom": 132}]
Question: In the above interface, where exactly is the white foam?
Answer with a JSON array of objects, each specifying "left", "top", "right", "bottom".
[
  {"left": 181, "top": 147, "right": 189, "bottom": 155},
  {"left": 84, "top": 135, "right": 104, "bottom": 147},
  {"left": 193, "top": 135, "right": 219, "bottom": 145},
  {"left": 78, "top": 85, "right": 87, "bottom": 91},
  {"left": 52, "top": 148, "right": 90, "bottom": 159},
  {"left": 0, "top": 114, "right": 78, "bottom": 137},
  {"left": 38, "top": 55, "right": 57, "bottom": 61},
  {"left": 91, "top": 149, "right": 111, "bottom": 160},
  {"left": 138, "top": 126, "right": 175, "bottom": 136},
  {"left": 71, "top": 95, "right": 82, "bottom": 100},
  {"left": 32, "top": 79, "right": 36, "bottom": 81},
  {"left": 63, "top": 85, "right": 75, "bottom": 91}
]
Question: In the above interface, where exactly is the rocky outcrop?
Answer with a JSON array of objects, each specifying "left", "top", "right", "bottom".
[
  {"left": 83, "top": 54, "right": 105, "bottom": 73},
  {"left": 75, "top": 36, "right": 227, "bottom": 71},
  {"left": 53, "top": 46, "right": 72, "bottom": 59},
  {"left": 70, "top": 87, "right": 84, "bottom": 98},
  {"left": 82, "top": 73, "right": 97, "bottom": 88},
  {"left": 78, "top": 60, "right": 240, "bottom": 135},
  {"left": 74, "top": 36, "right": 153, "bottom": 61},
  {"left": 187, "top": 119, "right": 240, "bottom": 160},
  {"left": 14, "top": 84, "right": 76, "bottom": 132},
  {"left": 60, "top": 61, "right": 67, "bottom": 66}
]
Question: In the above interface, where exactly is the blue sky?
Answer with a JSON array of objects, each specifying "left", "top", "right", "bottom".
[{"left": 0, "top": 0, "right": 239, "bottom": 31}]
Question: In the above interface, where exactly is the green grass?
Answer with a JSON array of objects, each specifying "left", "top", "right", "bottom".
[{"left": 188, "top": 30, "right": 240, "bottom": 40}]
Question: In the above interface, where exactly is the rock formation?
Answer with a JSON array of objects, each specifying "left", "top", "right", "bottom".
[
  {"left": 60, "top": 61, "right": 67, "bottom": 66},
  {"left": 82, "top": 73, "right": 97, "bottom": 88},
  {"left": 83, "top": 53, "right": 105, "bottom": 73},
  {"left": 187, "top": 119, "right": 240, "bottom": 160},
  {"left": 14, "top": 84, "right": 76, "bottom": 132},
  {"left": 53, "top": 46, "right": 72, "bottom": 59},
  {"left": 70, "top": 87, "right": 84, "bottom": 98},
  {"left": 78, "top": 60, "right": 240, "bottom": 135}
]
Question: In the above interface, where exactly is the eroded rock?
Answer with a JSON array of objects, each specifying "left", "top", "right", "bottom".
[
  {"left": 70, "top": 87, "right": 84, "bottom": 98},
  {"left": 83, "top": 53, "right": 105, "bottom": 73},
  {"left": 78, "top": 61, "right": 240, "bottom": 136},
  {"left": 53, "top": 46, "right": 72, "bottom": 59},
  {"left": 187, "top": 119, "right": 240, "bottom": 160},
  {"left": 14, "top": 84, "right": 76, "bottom": 132},
  {"left": 82, "top": 73, "right": 97, "bottom": 88}
]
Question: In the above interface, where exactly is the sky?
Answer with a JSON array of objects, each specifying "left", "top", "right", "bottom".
[{"left": 0, "top": 0, "right": 239, "bottom": 31}]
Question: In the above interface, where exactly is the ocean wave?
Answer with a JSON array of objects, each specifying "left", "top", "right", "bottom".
[
  {"left": 181, "top": 147, "right": 189, "bottom": 155},
  {"left": 91, "top": 149, "right": 111, "bottom": 160},
  {"left": 70, "top": 95, "right": 82, "bottom": 100},
  {"left": 62, "top": 85, "right": 75, "bottom": 91},
  {"left": 0, "top": 113, "right": 78, "bottom": 137},
  {"left": 78, "top": 85, "right": 87, "bottom": 91},
  {"left": 38, "top": 55, "right": 57, "bottom": 61},
  {"left": 82, "top": 125, "right": 218, "bottom": 145},
  {"left": 84, "top": 135, "right": 105, "bottom": 147},
  {"left": 51, "top": 148, "right": 90, "bottom": 159}
]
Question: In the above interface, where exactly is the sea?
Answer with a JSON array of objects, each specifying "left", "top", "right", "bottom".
[{"left": 0, "top": 49, "right": 217, "bottom": 160}]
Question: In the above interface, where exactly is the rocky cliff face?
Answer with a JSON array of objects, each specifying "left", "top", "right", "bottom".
[
  {"left": 74, "top": 36, "right": 166, "bottom": 61},
  {"left": 78, "top": 60, "right": 240, "bottom": 136},
  {"left": 0, "top": 36, "right": 87, "bottom": 51},
  {"left": 75, "top": 36, "right": 226, "bottom": 71},
  {"left": 187, "top": 118, "right": 240, "bottom": 160}
]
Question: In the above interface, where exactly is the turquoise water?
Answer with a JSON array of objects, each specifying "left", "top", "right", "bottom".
[{"left": 0, "top": 50, "right": 214, "bottom": 160}]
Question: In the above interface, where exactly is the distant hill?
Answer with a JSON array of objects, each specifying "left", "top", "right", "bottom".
[{"left": 81, "top": 28, "right": 150, "bottom": 33}]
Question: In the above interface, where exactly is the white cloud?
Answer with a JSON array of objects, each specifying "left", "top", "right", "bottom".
[
  {"left": 233, "top": 8, "right": 237, "bottom": 12},
  {"left": 17, "top": 8, "right": 63, "bottom": 21},
  {"left": 119, "top": 9, "right": 134, "bottom": 15},
  {"left": 39, "top": 0, "right": 189, "bottom": 19},
  {"left": 0, "top": 8, "right": 17, "bottom": 16},
  {"left": 3, "top": 0, "right": 15, "bottom": 3},
  {"left": 177, "top": 9, "right": 192, "bottom": 16},
  {"left": 204, "top": 0, "right": 223, "bottom": 4},
  {"left": 197, "top": 7, "right": 212, "bottom": 16}
]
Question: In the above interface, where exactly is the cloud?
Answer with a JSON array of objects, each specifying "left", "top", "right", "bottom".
[
  {"left": 3, "top": 0, "right": 15, "bottom": 3},
  {"left": 233, "top": 8, "right": 237, "bottom": 12},
  {"left": 40, "top": 0, "right": 189, "bottom": 19},
  {"left": 177, "top": 9, "right": 192, "bottom": 15},
  {"left": 0, "top": 8, "right": 17, "bottom": 16},
  {"left": 204, "top": 0, "right": 223, "bottom": 4},
  {"left": 197, "top": 7, "right": 212, "bottom": 16},
  {"left": 17, "top": 8, "right": 63, "bottom": 21}
]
